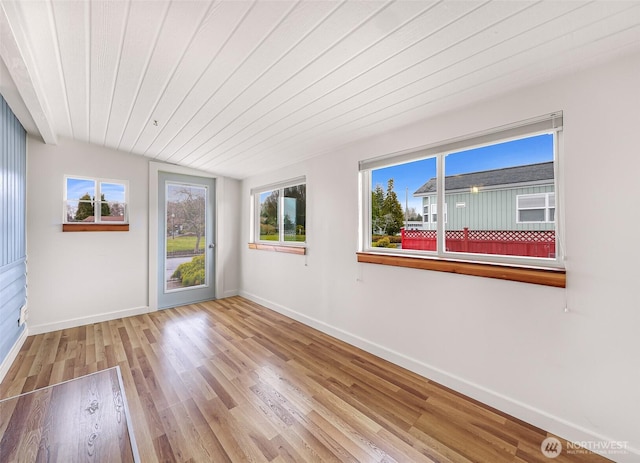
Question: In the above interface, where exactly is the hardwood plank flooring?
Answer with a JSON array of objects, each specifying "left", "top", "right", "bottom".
[
  {"left": 0, "top": 367, "right": 136, "bottom": 462},
  {"left": 0, "top": 296, "right": 612, "bottom": 462}
]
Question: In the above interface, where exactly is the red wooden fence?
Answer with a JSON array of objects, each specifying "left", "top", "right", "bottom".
[{"left": 401, "top": 228, "right": 555, "bottom": 258}]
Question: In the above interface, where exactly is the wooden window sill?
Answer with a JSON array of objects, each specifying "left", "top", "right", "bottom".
[
  {"left": 356, "top": 252, "right": 565, "bottom": 287},
  {"left": 63, "top": 223, "right": 129, "bottom": 232},
  {"left": 248, "top": 243, "right": 306, "bottom": 255}
]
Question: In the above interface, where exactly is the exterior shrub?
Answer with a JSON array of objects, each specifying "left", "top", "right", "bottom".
[
  {"left": 373, "top": 237, "right": 391, "bottom": 247},
  {"left": 379, "top": 237, "right": 391, "bottom": 247},
  {"left": 372, "top": 236, "right": 399, "bottom": 248},
  {"left": 172, "top": 255, "right": 205, "bottom": 286},
  {"left": 372, "top": 234, "right": 401, "bottom": 244}
]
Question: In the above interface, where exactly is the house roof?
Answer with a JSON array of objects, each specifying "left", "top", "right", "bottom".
[{"left": 413, "top": 161, "right": 554, "bottom": 196}]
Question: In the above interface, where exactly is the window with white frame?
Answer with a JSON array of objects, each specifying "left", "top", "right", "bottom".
[
  {"left": 420, "top": 198, "right": 448, "bottom": 225},
  {"left": 360, "top": 113, "right": 563, "bottom": 266},
  {"left": 253, "top": 178, "right": 306, "bottom": 244},
  {"left": 430, "top": 203, "right": 447, "bottom": 223},
  {"left": 517, "top": 193, "right": 555, "bottom": 223},
  {"left": 64, "top": 176, "right": 128, "bottom": 223}
]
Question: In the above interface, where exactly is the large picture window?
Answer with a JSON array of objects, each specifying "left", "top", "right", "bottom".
[
  {"left": 360, "top": 113, "right": 563, "bottom": 268},
  {"left": 253, "top": 178, "right": 306, "bottom": 245}
]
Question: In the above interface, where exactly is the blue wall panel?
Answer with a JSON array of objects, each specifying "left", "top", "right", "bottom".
[{"left": 0, "top": 94, "right": 27, "bottom": 364}]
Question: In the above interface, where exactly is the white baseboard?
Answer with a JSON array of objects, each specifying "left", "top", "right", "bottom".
[
  {"left": 239, "top": 290, "right": 639, "bottom": 463},
  {"left": 0, "top": 327, "right": 28, "bottom": 384},
  {"left": 28, "top": 306, "right": 151, "bottom": 335},
  {"left": 221, "top": 289, "right": 239, "bottom": 298}
]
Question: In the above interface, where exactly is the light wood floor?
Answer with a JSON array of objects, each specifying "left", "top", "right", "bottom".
[
  {"left": 0, "top": 368, "right": 135, "bottom": 462},
  {"left": 0, "top": 296, "right": 611, "bottom": 462}
]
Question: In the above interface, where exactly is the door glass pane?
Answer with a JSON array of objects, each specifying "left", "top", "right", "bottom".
[
  {"left": 165, "top": 183, "right": 207, "bottom": 291},
  {"left": 283, "top": 184, "right": 306, "bottom": 242}
]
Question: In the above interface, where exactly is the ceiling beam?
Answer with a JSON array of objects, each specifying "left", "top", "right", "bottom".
[{"left": 0, "top": 3, "right": 57, "bottom": 144}]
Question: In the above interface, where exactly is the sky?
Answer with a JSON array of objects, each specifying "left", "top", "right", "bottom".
[
  {"left": 66, "top": 178, "right": 125, "bottom": 202},
  {"left": 371, "top": 134, "right": 554, "bottom": 213}
]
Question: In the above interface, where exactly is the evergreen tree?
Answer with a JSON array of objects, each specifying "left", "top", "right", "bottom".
[
  {"left": 381, "top": 179, "right": 405, "bottom": 235},
  {"left": 74, "top": 193, "right": 111, "bottom": 221},
  {"left": 100, "top": 194, "right": 111, "bottom": 217},
  {"left": 371, "top": 184, "right": 385, "bottom": 234},
  {"left": 371, "top": 179, "right": 405, "bottom": 235},
  {"left": 74, "top": 193, "right": 94, "bottom": 221}
]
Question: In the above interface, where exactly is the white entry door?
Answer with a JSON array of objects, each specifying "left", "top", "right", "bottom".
[{"left": 158, "top": 172, "right": 216, "bottom": 309}]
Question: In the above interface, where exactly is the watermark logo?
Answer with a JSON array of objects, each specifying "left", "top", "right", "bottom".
[
  {"left": 540, "top": 437, "right": 630, "bottom": 458},
  {"left": 541, "top": 437, "right": 562, "bottom": 459},
  {"left": 566, "top": 440, "right": 629, "bottom": 456}
]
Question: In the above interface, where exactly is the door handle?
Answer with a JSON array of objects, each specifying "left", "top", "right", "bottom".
[{"left": 209, "top": 244, "right": 215, "bottom": 249}]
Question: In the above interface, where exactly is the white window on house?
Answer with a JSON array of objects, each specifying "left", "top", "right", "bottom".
[
  {"left": 517, "top": 193, "right": 555, "bottom": 223},
  {"left": 430, "top": 203, "right": 447, "bottom": 223},
  {"left": 359, "top": 112, "right": 563, "bottom": 269},
  {"left": 252, "top": 177, "right": 306, "bottom": 245},
  {"left": 64, "top": 176, "right": 128, "bottom": 223}
]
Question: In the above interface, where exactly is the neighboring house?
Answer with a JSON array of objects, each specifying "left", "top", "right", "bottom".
[{"left": 413, "top": 162, "right": 555, "bottom": 231}]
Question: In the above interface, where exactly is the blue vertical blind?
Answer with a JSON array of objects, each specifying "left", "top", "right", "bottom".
[{"left": 0, "top": 94, "right": 27, "bottom": 364}]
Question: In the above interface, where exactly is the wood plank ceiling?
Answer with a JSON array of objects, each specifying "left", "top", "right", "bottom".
[{"left": 1, "top": 0, "right": 639, "bottom": 179}]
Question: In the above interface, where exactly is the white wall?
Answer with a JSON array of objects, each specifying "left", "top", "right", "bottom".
[
  {"left": 240, "top": 51, "right": 640, "bottom": 460},
  {"left": 27, "top": 137, "right": 241, "bottom": 333},
  {"left": 216, "top": 176, "right": 242, "bottom": 298},
  {"left": 27, "top": 137, "right": 150, "bottom": 331}
]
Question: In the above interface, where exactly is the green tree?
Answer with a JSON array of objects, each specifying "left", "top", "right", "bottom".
[
  {"left": 100, "top": 194, "right": 110, "bottom": 217},
  {"left": 260, "top": 190, "right": 279, "bottom": 237},
  {"left": 284, "top": 184, "right": 306, "bottom": 237},
  {"left": 74, "top": 193, "right": 111, "bottom": 221},
  {"left": 381, "top": 179, "right": 404, "bottom": 235},
  {"left": 74, "top": 193, "right": 94, "bottom": 221},
  {"left": 371, "top": 184, "right": 385, "bottom": 234}
]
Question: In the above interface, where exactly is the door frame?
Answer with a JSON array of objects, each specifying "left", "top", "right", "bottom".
[{"left": 149, "top": 162, "right": 220, "bottom": 311}]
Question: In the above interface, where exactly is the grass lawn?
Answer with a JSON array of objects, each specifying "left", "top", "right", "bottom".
[
  {"left": 260, "top": 235, "right": 306, "bottom": 242},
  {"left": 166, "top": 235, "right": 203, "bottom": 252}
]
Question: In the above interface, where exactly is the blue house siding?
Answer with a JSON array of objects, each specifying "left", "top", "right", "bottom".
[
  {"left": 0, "top": 94, "right": 27, "bottom": 365},
  {"left": 421, "top": 185, "right": 555, "bottom": 231}
]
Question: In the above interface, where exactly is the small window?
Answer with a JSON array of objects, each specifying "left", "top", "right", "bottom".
[
  {"left": 253, "top": 178, "right": 306, "bottom": 245},
  {"left": 64, "top": 176, "right": 128, "bottom": 224},
  {"left": 517, "top": 193, "right": 555, "bottom": 223},
  {"left": 430, "top": 203, "right": 447, "bottom": 224}
]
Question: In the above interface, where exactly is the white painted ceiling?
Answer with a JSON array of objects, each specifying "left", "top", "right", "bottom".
[{"left": 1, "top": 1, "right": 639, "bottom": 179}]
